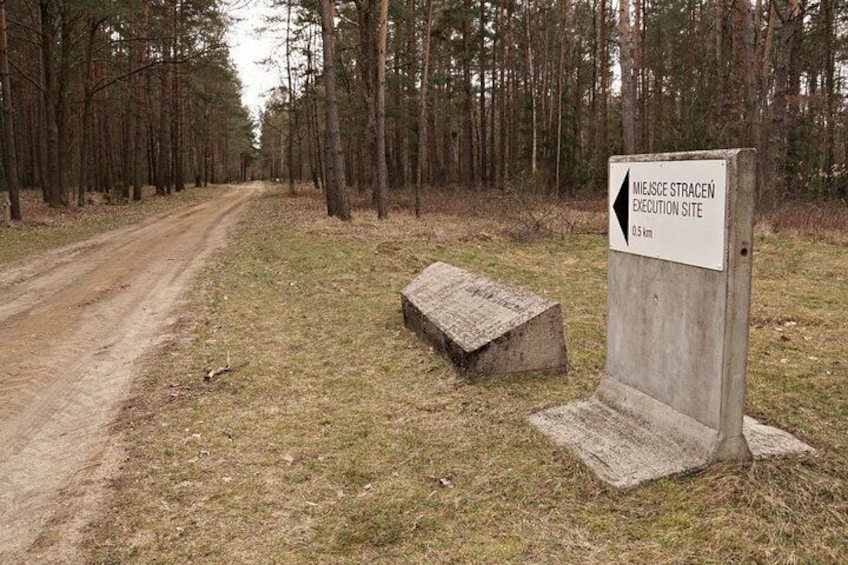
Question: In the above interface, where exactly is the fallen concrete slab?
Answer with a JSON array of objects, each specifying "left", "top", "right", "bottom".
[{"left": 401, "top": 262, "right": 567, "bottom": 378}]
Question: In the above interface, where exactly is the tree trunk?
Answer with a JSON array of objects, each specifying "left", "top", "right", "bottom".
[
  {"left": 415, "top": 0, "right": 433, "bottom": 218},
  {"left": 122, "top": 15, "right": 136, "bottom": 200},
  {"left": 478, "top": 0, "right": 487, "bottom": 188},
  {"left": 320, "top": 0, "right": 351, "bottom": 219},
  {"left": 758, "top": 3, "right": 778, "bottom": 202},
  {"left": 555, "top": 0, "right": 570, "bottom": 194},
  {"left": 173, "top": 0, "right": 184, "bottom": 192},
  {"left": 713, "top": 0, "right": 726, "bottom": 145},
  {"left": 355, "top": 0, "right": 377, "bottom": 201},
  {"left": 596, "top": 0, "right": 608, "bottom": 183},
  {"left": 78, "top": 17, "right": 102, "bottom": 207},
  {"left": 498, "top": 1, "right": 511, "bottom": 184},
  {"left": 784, "top": 0, "right": 804, "bottom": 194},
  {"left": 156, "top": 0, "right": 173, "bottom": 195},
  {"left": 525, "top": 3, "right": 537, "bottom": 177},
  {"left": 57, "top": 4, "right": 74, "bottom": 206},
  {"left": 491, "top": 0, "right": 499, "bottom": 186},
  {"left": 462, "top": 0, "right": 475, "bottom": 188},
  {"left": 374, "top": 0, "right": 389, "bottom": 219},
  {"left": 415, "top": 0, "right": 434, "bottom": 217},
  {"left": 0, "top": 0, "right": 21, "bottom": 220},
  {"left": 133, "top": 0, "right": 150, "bottom": 200},
  {"left": 821, "top": 0, "right": 835, "bottom": 196},
  {"left": 286, "top": 0, "right": 297, "bottom": 194},
  {"left": 39, "top": 0, "right": 61, "bottom": 207},
  {"left": 619, "top": 0, "right": 635, "bottom": 154},
  {"left": 733, "top": 0, "right": 757, "bottom": 146},
  {"left": 401, "top": 0, "right": 416, "bottom": 191},
  {"left": 305, "top": 31, "right": 324, "bottom": 192},
  {"left": 635, "top": 0, "right": 646, "bottom": 150}
]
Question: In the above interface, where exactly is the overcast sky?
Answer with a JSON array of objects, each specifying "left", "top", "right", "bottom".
[{"left": 224, "top": 0, "right": 282, "bottom": 121}]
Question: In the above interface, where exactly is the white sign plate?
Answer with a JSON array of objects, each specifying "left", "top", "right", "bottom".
[{"left": 609, "top": 159, "right": 727, "bottom": 271}]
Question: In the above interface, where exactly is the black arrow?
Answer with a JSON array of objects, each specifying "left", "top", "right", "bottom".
[{"left": 613, "top": 169, "right": 630, "bottom": 245}]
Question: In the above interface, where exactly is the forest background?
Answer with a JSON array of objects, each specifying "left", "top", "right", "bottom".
[{"left": 0, "top": 0, "right": 846, "bottom": 222}]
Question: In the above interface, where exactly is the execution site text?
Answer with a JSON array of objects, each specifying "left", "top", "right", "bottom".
[{"left": 632, "top": 180, "right": 716, "bottom": 218}]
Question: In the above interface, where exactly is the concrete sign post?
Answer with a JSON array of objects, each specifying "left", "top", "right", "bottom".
[{"left": 529, "top": 149, "right": 813, "bottom": 487}]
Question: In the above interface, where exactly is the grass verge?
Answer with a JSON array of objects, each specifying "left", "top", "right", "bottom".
[{"left": 85, "top": 186, "right": 846, "bottom": 563}]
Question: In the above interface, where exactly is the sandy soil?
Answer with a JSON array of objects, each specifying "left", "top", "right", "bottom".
[{"left": 0, "top": 184, "right": 260, "bottom": 563}]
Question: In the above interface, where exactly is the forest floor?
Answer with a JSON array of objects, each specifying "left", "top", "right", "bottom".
[
  {"left": 0, "top": 183, "right": 260, "bottom": 563},
  {"left": 1, "top": 183, "right": 846, "bottom": 563}
]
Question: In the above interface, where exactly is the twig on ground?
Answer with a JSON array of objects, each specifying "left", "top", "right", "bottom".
[
  {"left": 203, "top": 352, "right": 240, "bottom": 381},
  {"left": 204, "top": 364, "right": 232, "bottom": 381}
]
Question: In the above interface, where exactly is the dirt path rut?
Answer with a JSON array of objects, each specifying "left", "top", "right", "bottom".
[{"left": 0, "top": 184, "right": 259, "bottom": 562}]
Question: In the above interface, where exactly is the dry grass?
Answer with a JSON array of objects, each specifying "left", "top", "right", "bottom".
[
  {"left": 81, "top": 185, "right": 847, "bottom": 563},
  {"left": 0, "top": 185, "right": 221, "bottom": 266},
  {"left": 756, "top": 200, "right": 848, "bottom": 245}
]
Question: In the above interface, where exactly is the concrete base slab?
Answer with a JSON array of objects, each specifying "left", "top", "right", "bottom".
[
  {"left": 529, "top": 401, "right": 814, "bottom": 488},
  {"left": 743, "top": 417, "right": 815, "bottom": 459},
  {"left": 528, "top": 398, "right": 708, "bottom": 487}
]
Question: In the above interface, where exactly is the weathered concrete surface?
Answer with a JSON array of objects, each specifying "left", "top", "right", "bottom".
[
  {"left": 606, "top": 149, "right": 757, "bottom": 458},
  {"left": 529, "top": 393, "right": 814, "bottom": 488},
  {"left": 743, "top": 417, "right": 815, "bottom": 459},
  {"left": 401, "top": 262, "right": 567, "bottom": 378},
  {"left": 529, "top": 149, "right": 813, "bottom": 487},
  {"left": 529, "top": 394, "right": 712, "bottom": 488}
]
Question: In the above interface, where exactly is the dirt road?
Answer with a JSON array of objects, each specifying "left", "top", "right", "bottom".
[{"left": 0, "top": 184, "right": 259, "bottom": 562}]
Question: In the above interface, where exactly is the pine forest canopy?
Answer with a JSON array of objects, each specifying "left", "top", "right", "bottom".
[
  {"left": 257, "top": 0, "right": 848, "bottom": 220},
  {"left": 0, "top": 0, "right": 256, "bottom": 220},
  {"left": 1, "top": 1, "right": 846, "bottom": 224}
]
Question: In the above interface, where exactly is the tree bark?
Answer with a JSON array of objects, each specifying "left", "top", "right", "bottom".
[
  {"left": 758, "top": 3, "right": 778, "bottom": 202},
  {"left": 305, "top": 30, "right": 324, "bottom": 192},
  {"left": 635, "top": 0, "right": 645, "bottom": 149},
  {"left": 555, "top": 0, "right": 571, "bottom": 194},
  {"left": 374, "top": 0, "right": 389, "bottom": 219},
  {"left": 401, "top": 0, "right": 416, "bottom": 190},
  {"left": 619, "top": 0, "right": 635, "bottom": 154},
  {"left": 821, "top": 0, "right": 835, "bottom": 196},
  {"left": 122, "top": 7, "right": 137, "bottom": 200},
  {"left": 596, "top": 0, "right": 608, "bottom": 182},
  {"left": 286, "top": 0, "right": 297, "bottom": 194},
  {"left": 490, "top": 0, "right": 499, "bottom": 187},
  {"left": 0, "top": 0, "right": 21, "bottom": 220},
  {"left": 415, "top": 0, "right": 434, "bottom": 217},
  {"left": 320, "top": 0, "right": 351, "bottom": 219},
  {"left": 156, "top": 1, "right": 173, "bottom": 196},
  {"left": 57, "top": 3, "right": 74, "bottom": 205},
  {"left": 462, "top": 0, "right": 475, "bottom": 188},
  {"left": 525, "top": 3, "right": 537, "bottom": 177},
  {"left": 133, "top": 0, "right": 150, "bottom": 200},
  {"left": 499, "top": 1, "right": 511, "bottom": 183},
  {"left": 173, "top": 0, "right": 184, "bottom": 192},
  {"left": 733, "top": 0, "right": 757, "bottom": 146},
  {"left": 354, "top": 0, "right": 377, "bottom": 199},
  {"left": 478, "top": 0, "right": 487, "bottom": 188},
  {"left": 78, "top": 16, "right": 104, "bottom": 207},
  {"left": 39, "top": 0, "right": 61, "bottom": 207}
]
